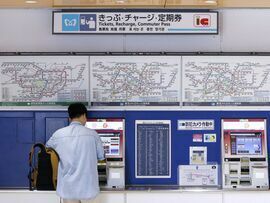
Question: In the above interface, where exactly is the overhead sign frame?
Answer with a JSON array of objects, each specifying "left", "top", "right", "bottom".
[{"left": 53, "top": 10, "right": 218, "bottom": 34}]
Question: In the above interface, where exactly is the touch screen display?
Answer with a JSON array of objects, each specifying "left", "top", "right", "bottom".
[
  {"left": 99, "top": 132, "right": 120, "bottom": 156},
  {"left": 230, "top": 133, "right": 262, "bottom": 155},
  {"left": 236, "top": 136, "right": 262, "bottom": 155}
]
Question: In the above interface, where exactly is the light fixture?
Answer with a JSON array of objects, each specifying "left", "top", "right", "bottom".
[
  {"left": 115, "top": 0, "right": 126, "bottom": 3},
  {"left": 204, "top": 0, "right": 217, "bottom": 4},
  {"left": 25, "top": 0, "right": 37, "bottom": 3}
]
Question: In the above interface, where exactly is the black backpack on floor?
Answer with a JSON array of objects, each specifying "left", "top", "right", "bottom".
[{"left": 28, "top": 143, "right": 59, "bottom": 191}]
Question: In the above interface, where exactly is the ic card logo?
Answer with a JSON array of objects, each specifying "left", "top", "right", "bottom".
[
  {"left": 62, "top": 14, "right": 79, "bottom": 31},
  {"left": 194, "top": 15, "right": 211, "bottom": 27}
]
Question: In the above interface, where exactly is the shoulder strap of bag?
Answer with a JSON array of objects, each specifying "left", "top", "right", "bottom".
[
  {"left": 28, "top": 143, "right": 46, "bottom": 190},
  {"left": 46, "top": 147, "right": 59, "bottom": 189},
  {"left": 29, "top": 143, "right": 46, "bottom": 167}
]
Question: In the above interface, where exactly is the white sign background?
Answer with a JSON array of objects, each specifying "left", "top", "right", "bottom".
[{"left": 178, "top": 120, "right": 215, "bottom": 130}]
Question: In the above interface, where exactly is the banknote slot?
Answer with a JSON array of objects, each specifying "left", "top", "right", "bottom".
[{"left": 229, "top": 170, "right": 238, "bottom": 174}]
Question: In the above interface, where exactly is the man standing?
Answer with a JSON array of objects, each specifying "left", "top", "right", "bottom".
[{"left": 46, "top": 103, "right": 105, "bottom": 203}]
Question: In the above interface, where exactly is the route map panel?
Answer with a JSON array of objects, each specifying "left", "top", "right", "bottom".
[
  {"left": 90, "top": 56, "right": 180, "bottom": 106},
  {"left": 183, "top": 56, "right": 270, "bottom": 106},
  {"left": 0, "top": 56, "right": 89, "bottom": 106}
]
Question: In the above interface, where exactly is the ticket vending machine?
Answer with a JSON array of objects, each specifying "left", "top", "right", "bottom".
[
  {"left": 86, "top": 118, "right": 125, "bottom": 189},
  {"left": 222, "top": 119, "right": 268, "bottom": 189},
  {"left": 85, "top": 118, "right": 125, "bottom": 189}
]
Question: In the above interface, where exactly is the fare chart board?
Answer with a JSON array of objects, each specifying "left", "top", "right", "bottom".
[
  {"left": 135, "top": 120, "right": 171, "bottom": 178},
  {"left": 182, "top": 56, "right": 270, "bottom": 106},
  {"left": 0, "top": 56, "right": 89, "bottom": 106},
  {"left": 90, "top": 56, "right": 181, "bottom": 106}
]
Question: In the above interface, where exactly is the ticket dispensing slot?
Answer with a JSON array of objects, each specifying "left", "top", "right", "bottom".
[
  {"left": 222, "top": 119, "right": 268, "bottom": 190},
  {"left": 86, "top": 119, "right": 125, "bottom": 189}
]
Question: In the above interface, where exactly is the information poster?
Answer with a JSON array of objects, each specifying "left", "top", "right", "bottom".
[{"left": 135, "top": 120, "right": 171, "bottom": 178}]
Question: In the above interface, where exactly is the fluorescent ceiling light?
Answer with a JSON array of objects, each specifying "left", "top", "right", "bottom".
[
  {"left": 204, "top": 0, "right": 217, "bottom": 4},
  {"left": 115, "top": 0, "right": 126, "bottom": 3},
  {"left": 25, "top": 0, "right": 37, "bottom": 3}
]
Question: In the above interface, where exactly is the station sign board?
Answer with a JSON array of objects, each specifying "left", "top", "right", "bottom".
[{"left": 53, "top": 10, "right": 218, "bottom": 34}]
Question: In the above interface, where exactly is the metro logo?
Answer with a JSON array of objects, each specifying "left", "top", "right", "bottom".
[
  {"left": 62, "top": 14, "right": 79, "bottom": 31},
  {"left": 194, "top": 15, "right": 211, "bottom": 27}
]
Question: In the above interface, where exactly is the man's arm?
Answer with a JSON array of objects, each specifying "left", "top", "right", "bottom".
[
  {"left": 46, "top": 136, "right": 55, "bottom": 149},
  {"left": 94, "top": 132, "right": 105, "bottom": 160}
]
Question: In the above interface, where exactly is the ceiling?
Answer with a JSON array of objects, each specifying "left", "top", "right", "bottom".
[{"left": 1, "top": 0, "right": 270, "bottom": 8}]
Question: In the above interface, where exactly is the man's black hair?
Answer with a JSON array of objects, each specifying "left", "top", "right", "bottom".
[{"left": 68, "top": 103, "right": 87, "bottom": 119}]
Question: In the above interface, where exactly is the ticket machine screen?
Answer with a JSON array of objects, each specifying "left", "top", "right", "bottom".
[
  {"left": 99, "top": 132, "right": 121, "bottom": 156},
  {"left": 231, "top": 134, "right": 262, "bottom": 155}
]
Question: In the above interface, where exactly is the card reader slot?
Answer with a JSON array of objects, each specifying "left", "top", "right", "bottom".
[{"left": 240, "top": 180, "right": 251, "bottom": 185}]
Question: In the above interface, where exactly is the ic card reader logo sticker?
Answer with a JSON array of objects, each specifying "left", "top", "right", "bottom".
[{"left": 194, "top": 15, "right": 211, "bottom": 27}]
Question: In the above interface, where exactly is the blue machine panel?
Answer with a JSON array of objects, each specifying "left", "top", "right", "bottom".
[
  {"left": 0, "top": 117, "right": 34, "bottom": 188},
  {"left": 17, "top": 119, "right": 34, "bottom": 144},
  {"left": 45, "top": 118, "right": 69, "bottom": 141},
  {"left": 35, "top": 112, "right": 68, "bottom": 143},
  {"left": 0, "top": 110, "right": 269, "bottom": 188}
]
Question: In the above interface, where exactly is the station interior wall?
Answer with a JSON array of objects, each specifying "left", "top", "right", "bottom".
[{"left": 0, "top": 8, "right": 270, "bottom": 188}]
